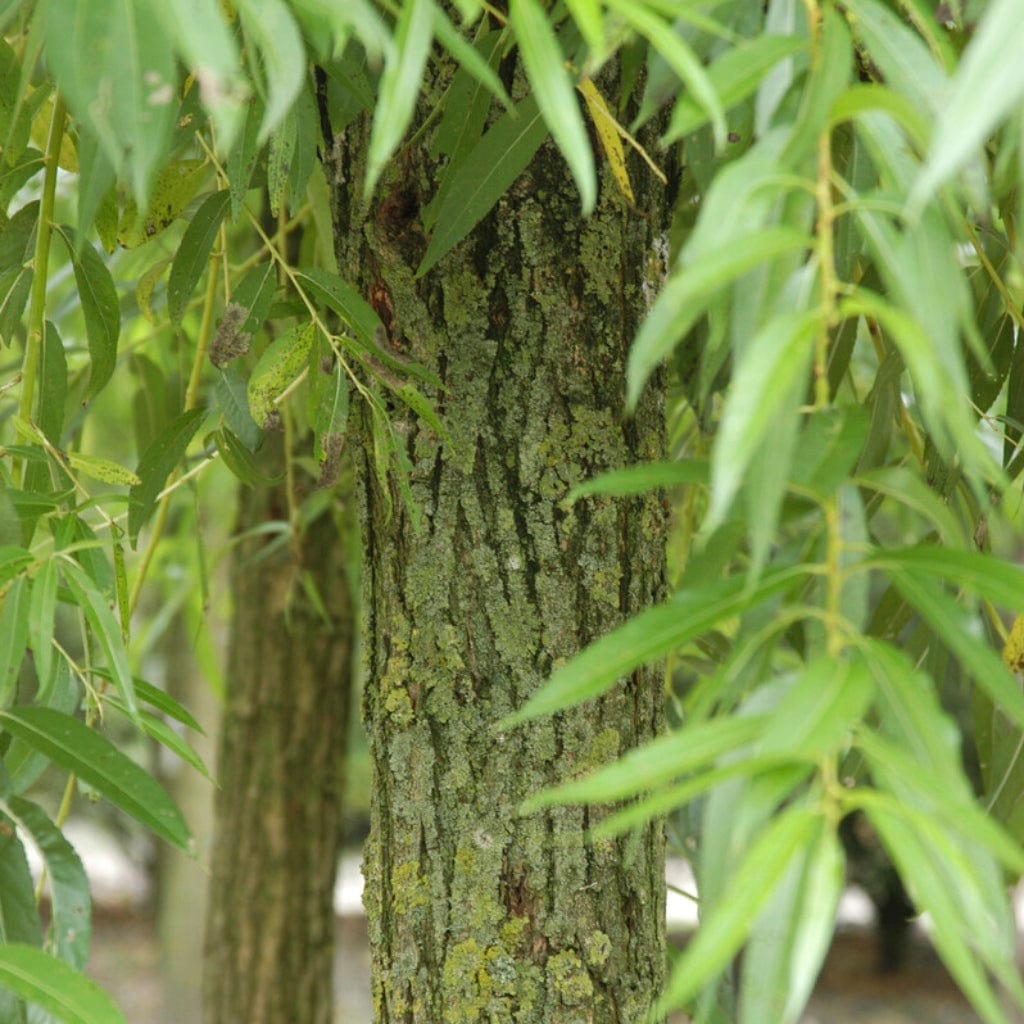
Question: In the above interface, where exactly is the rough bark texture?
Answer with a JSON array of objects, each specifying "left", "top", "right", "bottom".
[
  {"left": 324, "top": 58, "right": 671, "bottom": 1024},
  {"left": 203, "top": 440, "right": 355, "bottom": 1024}
]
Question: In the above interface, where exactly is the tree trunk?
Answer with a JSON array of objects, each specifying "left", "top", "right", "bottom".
[
  {"left": 324, "top": 61, "right": 671, "bottom": 1024},
  {"left": 203, "top": 439, "right": 356, "bottom": 1024},
  {"left": 157, "top": 613, "right": 220, "bottom": 1023}
]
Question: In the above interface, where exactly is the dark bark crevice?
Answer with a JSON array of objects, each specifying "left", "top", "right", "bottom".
[{"left": 328, "top": 53, "right": 672, "bottom": 1023}]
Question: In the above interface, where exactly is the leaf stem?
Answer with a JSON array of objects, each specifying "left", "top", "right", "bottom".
[
  {"left": 18, "top": 94, "right": 67, "bottom": 485},
  {"left": 806, "top": 0, "right": 839, "bottom": 409},
  {"left": 128, "top": 230, "right": 220, "bottom": 620}
]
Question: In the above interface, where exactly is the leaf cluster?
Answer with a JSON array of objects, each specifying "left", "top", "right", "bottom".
[{"left": 0, "top": 0, "right": 1023, "bottom": 1021}]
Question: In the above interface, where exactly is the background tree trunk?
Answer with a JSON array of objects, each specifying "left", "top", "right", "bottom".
[
  {"left": 203, "top": 439, "right": 356, "bottom": 1024},
  {"left": 157, "top": 614, "right": 220, "bottom": 1023},
  {"left": 325, "top": 61, "right": 672, "bottom": 1023}
]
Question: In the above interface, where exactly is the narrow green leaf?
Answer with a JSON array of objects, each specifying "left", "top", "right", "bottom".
[
  {"left": 90, "top": 672, "right": 204, "bottom": 734},
  {"left": 0, "top": 818, "right": 40, "bottom": 945},
  {"left": 167, "top": 191, "right": 231, "bottom": 325},
  {"left": 589, "top": 755, "right": 801, "bottom": 840},
  {"left": 830, "top": 84, "right": 930, "bottom": 152},
  {"left": 106, "top": 698, "right": 212, "bottom": 782},
  {"left": 606, "top": 0, "right": 725, "bottom": 148},
  {"left": 53, "top": 228, "right": 119, "bottom": 399},
  {"left": 266, "top": 102, "right": 297, "bottom": 217},
  {"left": 2, "top": 797, "right": 90, "bottom": 969},
  {"left": 308, "top": 336, "right": 349, "bottom": 475},
  {"left": 4, "top": 660, "right": 77, "bottom": 796},
  {"left": 247, "top": 322, "right": 315, "bottom": 427},
  {"left": 780, "top": 825, "right": 843, "bottom": 1023},
  {"left": 503, "top": 564, "right": 806, "bottom": 726},
  {"left": 127, "top": 354, "right": 173, "bottom": 456},
  {"left": 0, "top": 200, "right": 37, "bottom": 270},
  {"left": 28, "top": 558, "right": 57, "bottom": 694},
  {"left": 657, "top": 805, "right": 819, "bottom": 1016},
  {"left": 213, "top": 428, "right": 283, "bottom": 489},
  {"left": 66, "top": 517, "right": 114, "bottom": 601},
  {"left": 0, "top": 575, "right": 30, "bottom": 707},
  {"left": 568, "top": 459, "right": 709, "bottom": 501},
  {"left": 0, "top": 488, "right": 22, "bottom": 548},
  {"left": 431, "top": 10, "right": 510, "bottom": 114},
  {"left": 417, "top": 95, "right": 549, "bottom": 277},
  {"left": 839, "top": 289, "right": 993, "bottom": 480},
  {"left": 62, "top": 453, "right": 140, "bottom": 487},
  {"left": 844, "top": 0, "right": 947, "bottom": 118},
  {"left": 427, "top": 30, "right": 505, "bottom": 186},
  {"left": 366, "top": 0, "right": 435, "bottom": 197},
  {"left": 862, "top": 797, "right": 1017, "bottom": 1024},
  {"left": 521, "top": 714, "right": 769, "bottom": 812},
  {"left": 757, "top": 657, "right": 874, "bottom": 760},
  {"left": 854, "top": 468, "right": 966, "bottom": 546},
  {"left": 37, "top": 321, "right": 67, "bottom": 446},
  {"left": 0, "top": 266, "right": 31, "bottom": 346},
  {"left": 884, "top": 567, "right": 1024, "bottom": 732},
  {"left": 743, "top": 864, "right": 808, "bottom": 1024},
  {"left": 0, "top": 944, "right": 126, "bottom": 1024},
  {"left": 74, "top": 129, "right": 115, "bottom": 246},
  {"left": 856, "top": 727, "right": 1024, "bottom": 876},
  {"left": 289, "top": 0, "right": 392, "bottom": 63},
  {"left": 510, "top": 0, "right": 594, "bottom": 212},
  {"left": 236, "top": 0, "right": 305, "bottom": 143},
  {"left": 0, "top": 707, "right": 191, "bottom": 853},
  {"left": 708, "top": 310, "right": 820, "bottom": 531},
  {"left": 128, "top": 407, "right": 206, "bottom": 547},
  {"left": 664, "top": 36, "right": 807, "bottom": 143},
  {"left": 565, "top": 0, "right": 604, "bottom": 59},
  {"left": 910, "top": 0, "right": 1024, "bottom": 211},
  {"left": 868, "top": 545, "right": 1024, "bottom": 610},
  {"left": 116, "top": 159, "right": 207, "bottom": 249},
  {"left": 392, "top": 383, "right": 446, "bottom": 439},
  {"left": 42, "top": 0, "right": 175, "bottom": 205},
  {"left": 154, "top": 0, "right": 246, "bottom": 151},
  {"left": 225, "top": 95, "right": 264, "bottom": 220},
  {"left": 294, "top": 267, "right": 381, "bottom": 346},
  {"left": 215, "top": 367, "right": 262, "bottom": 452},
  {"left": 627, "top": 228, "right": 810, "bottom": 410},
  {"left": 59, "top": 560, "right": 136, "bottom": 720}
]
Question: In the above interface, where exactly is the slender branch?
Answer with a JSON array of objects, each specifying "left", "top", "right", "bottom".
[
  {"left": 128, "top": 231, "right": 221, "bottom": 619},
  {"left": 17, "top": 94, "right": 67, "bottom": 485}
]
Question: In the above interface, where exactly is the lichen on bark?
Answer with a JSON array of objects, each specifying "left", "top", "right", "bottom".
[{"left": 324, "top": 55, "right": 672, "bottom": 1024}]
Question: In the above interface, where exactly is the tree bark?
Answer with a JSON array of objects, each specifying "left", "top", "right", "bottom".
[
  {"left": 203, "top": 440, "right": 355, "bottom": 1024},
  {"left": 325, "top": 59, "right": 671, "bottom": 1024}
]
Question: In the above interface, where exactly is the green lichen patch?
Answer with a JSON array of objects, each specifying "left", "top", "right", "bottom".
[
  {"left": 547, "top": 949, "right": 594, "bottom": 1006},
  {"left": 390, "top": 860, "right": 430, "bottom": 917}
]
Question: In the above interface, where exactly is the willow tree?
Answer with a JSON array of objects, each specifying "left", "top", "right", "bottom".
[
  {"left": 322, "top": 60, "right": 672, "bottom": 1024},
  {"left": 6, "top": 2, "right": 1024, "bottom": 1024}
]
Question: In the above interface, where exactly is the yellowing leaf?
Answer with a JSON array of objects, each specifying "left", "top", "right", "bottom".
[
  {"left": 1004, "top": 614, "right": 1024, "bottom": 673},
  {"left": 247, "top": 322, "right": 315, "bottom": 427},
  {"left": 117, "top": 160, "right": 208, "bottom": 248},
  {"left": 64, "top": 451, "right": 141, "bottom": 487},
  {"left": 30, "top": 92, "right": 77, "bottom": 171},
  {"left": 578, "top": 79, "right": 633, "bottom": 203}
]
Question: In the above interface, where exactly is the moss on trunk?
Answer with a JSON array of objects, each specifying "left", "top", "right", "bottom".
[{"left": 325, "top": 56, "right": 671, "bottom": 1024}]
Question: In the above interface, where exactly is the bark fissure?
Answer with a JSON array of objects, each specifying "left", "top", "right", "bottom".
[{"left": 330, "top": 57, "right": 671, "bottom": 1023}]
